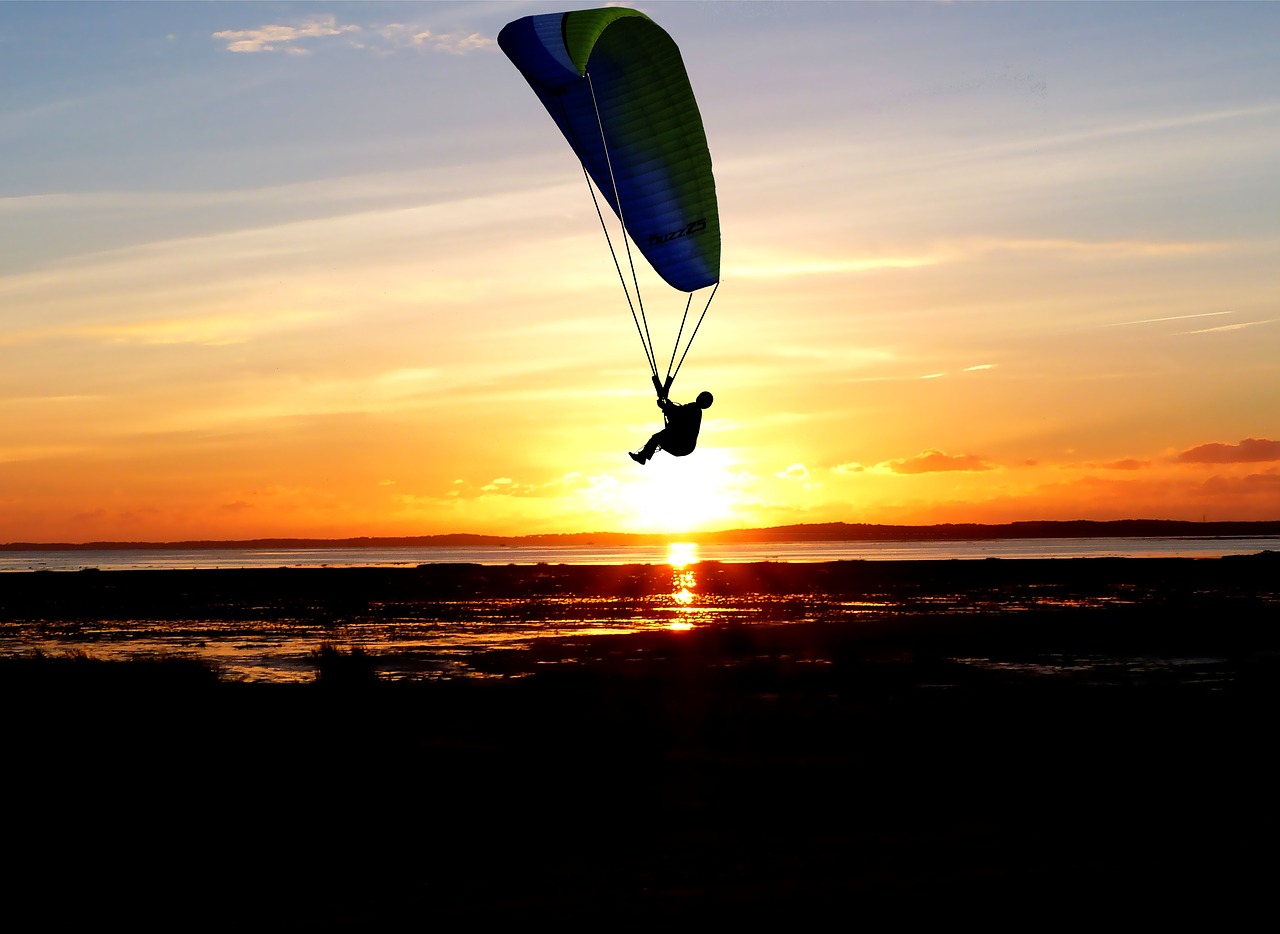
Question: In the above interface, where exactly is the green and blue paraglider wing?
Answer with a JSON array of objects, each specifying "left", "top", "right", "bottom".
[{"left": 498, "top": 8, "right": 720, "bottom": 294}]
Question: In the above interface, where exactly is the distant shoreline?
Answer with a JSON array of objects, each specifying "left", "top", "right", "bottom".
[{"left": 5, "top": 518, "right": 1280, "bottom": 551}]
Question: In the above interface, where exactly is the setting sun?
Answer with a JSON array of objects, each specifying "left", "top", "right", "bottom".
[
  {"left": 617, "top": 450, "right": 742, "bottom": 533},
  {"left": 666, "top": 542, "right": 700, "bottom": 569}
]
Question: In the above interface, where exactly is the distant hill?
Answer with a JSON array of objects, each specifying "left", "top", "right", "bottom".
[{"left": 5, "top": 519, "right": 1279, "bottom": 551}]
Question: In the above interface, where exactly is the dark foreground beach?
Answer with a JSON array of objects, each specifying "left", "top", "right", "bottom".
[{"left": 5, "top": 554, "right": 1279, "bottom": 923}]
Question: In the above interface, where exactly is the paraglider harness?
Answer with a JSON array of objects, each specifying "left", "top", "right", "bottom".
[{"left": 654, "top": 376, "right": 675, "bottom": 435}]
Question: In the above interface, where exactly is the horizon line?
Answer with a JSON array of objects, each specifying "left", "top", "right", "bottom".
[{"left": 5, "top": 518, "right": 1280, "bottom": 551}]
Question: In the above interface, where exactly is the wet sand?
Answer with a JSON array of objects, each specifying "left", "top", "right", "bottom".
[{"left": 5, "top": 554, "right": 1279, "bottom": 922}]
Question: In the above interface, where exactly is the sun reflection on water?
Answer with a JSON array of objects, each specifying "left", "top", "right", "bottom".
[{"left": 667, "top": 542, "right": 700, "bottom": 625}]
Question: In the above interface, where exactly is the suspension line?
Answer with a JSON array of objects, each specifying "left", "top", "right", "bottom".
[
  {"left": 668, "top": 282, "right": 718, "bottom": 385},
  {"left": 586, "top": 73, "right": 658, "bottom": 379}
]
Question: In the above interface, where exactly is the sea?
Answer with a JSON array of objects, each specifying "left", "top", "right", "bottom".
[
  {"left": 1, "top": 534, "right": 1276, "bottom": 571},
  {"left": 2, "top": 535, "right": 1276, "bottom": 684}
]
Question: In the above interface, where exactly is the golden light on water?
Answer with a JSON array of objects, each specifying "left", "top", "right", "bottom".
[{"left": 667, "top": 542, "right": 699, "bottom": 620}]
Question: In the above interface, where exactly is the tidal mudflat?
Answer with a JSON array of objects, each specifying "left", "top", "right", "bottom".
[{"left": 5, "top": 554, "right": 1278, "bottom": 923}]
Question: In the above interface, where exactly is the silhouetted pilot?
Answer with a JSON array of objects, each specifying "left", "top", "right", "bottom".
[{"left": 629, "top": 391, "right": 713, "bottom": 464}]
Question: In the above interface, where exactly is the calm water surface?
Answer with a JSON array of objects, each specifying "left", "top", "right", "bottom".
[{"left": 2, "top": 535, "right": 1274, "bottom": 571}]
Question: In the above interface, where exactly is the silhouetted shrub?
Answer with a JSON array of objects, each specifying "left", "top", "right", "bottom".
[
  {"left": 314, "top": 642, "right": 380, "bottom": 688},
  {"left": 0, "top": 650, "right": 221, "bottom": 691}
]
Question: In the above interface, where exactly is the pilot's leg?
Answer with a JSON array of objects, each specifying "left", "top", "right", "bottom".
[{"left": 630, "top": 432, "right": 663, "bottom": 464}]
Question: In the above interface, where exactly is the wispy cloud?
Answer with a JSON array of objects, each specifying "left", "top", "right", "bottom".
[
  {"left": 1105, "top": 311, "right": 1234, "bottom": 329},
  {"left": 447, "top": 472, "right": 611, "bottom": 503},
  {"left": 1038, "top": 103, "right": 1280, "bottom": 151},
  {"left": 213, "top": 15, "right": 360, "bottom": 54},
  {"left": 212, "top": 15, "right": 493, "bottom": 56},
  {"left": 881, "top": 449, "right": 997, "bottom": 474},
  {"left": 71, "top": 310, "right": 332, "bottom": 347},
  {"left": 959, "top": 237, "right": 1223, "bottom": 261},
  {"left": 1176, "top": 438, "right": 1280, "bottom": 464},
  {"left": 958, "top": 102, "right": 1280, "bottom": 165},
  {"left": 727, "top": 255, "right": 937, "bottom": 279},
  {"left": 729, "top": 236, "right": 1221, "bottom": 284},
  {"left": 1183, "top": 318, "right": 1276, "bottom": 335},
  {"left": 1098, "top": 310, "right": 1276, "bottom": 336},
  {"left": 364, "top": 23, "right": 494, "bottom": 54}
]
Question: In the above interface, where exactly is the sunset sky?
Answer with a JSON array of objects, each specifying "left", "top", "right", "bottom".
[{"left": 3, "top": 1, "right": 1278, "bottom": 543}]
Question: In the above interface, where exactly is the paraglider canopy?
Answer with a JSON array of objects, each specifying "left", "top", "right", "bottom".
[{"left": 499, "top": 8, "right": 720, "bottom": 397}]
